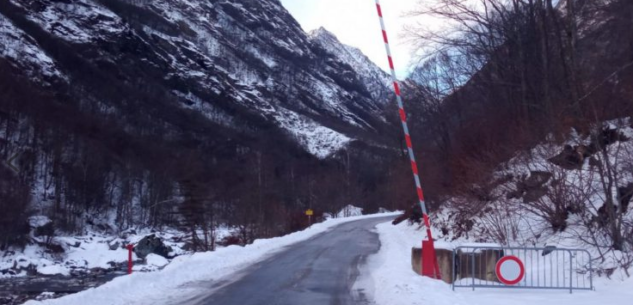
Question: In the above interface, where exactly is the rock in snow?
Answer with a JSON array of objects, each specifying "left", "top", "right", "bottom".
[{"left": 133, "top": 235, "right": 173, "bottom": 259}]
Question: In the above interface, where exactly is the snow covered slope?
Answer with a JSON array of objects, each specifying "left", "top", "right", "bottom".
[
  {"left": 424, "top": 119, "right": 633, "bottom": 275},
  {"left": 360, "top": 221, "right": 633, "bottom": 305},
  {"left": 309, "top": 27, "right": 392, "bottom": 105},
  {"left": 0, "top": 0, "right": 392, "bottom": 158},
  {"left": 0, "top": 13, "right": 62, "bottom": 82}
]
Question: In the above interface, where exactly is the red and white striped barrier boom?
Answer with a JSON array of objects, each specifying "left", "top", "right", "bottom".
[{"left": 373, "top": 0, "right": 441, "bottom": 279}]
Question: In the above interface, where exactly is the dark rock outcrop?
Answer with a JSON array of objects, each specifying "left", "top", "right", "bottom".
[
  {"left": 548, "top": 145, "right": 589, "bottom": 170},
  {"left": 523, "top": 187, "right": 548, "bottom": 203},
  {"left": 591, "top": 128, "right": 630, "bottom": 151},
  {"left": 549, "top": 128, "right": 629, "bottom": 170},
  {"left": 133, "top": 235, "right": 172, "bottom": 259},
  {"left": 524, "top": 171, "right": 552, "bottom": 188},
  {"left": 509, "top": 171, "right": 552, "bottom": 203},
  {"left": 392, "top": 204, "right": 423, "bottom": 225},
  {"left": 108, "top": 241, "right": 120, "bottom": 251}
]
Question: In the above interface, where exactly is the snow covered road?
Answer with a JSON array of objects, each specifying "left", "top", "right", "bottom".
[
  {"left": 188, "top": 216, "right": 395, "bottom": 305},
  {"left": 24, "top": 214, "right": 397, "bottom": 305}
]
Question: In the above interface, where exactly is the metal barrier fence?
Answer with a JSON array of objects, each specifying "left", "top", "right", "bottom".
[{"left": 452, "top": 246, "right": 593, "bottom": 293}]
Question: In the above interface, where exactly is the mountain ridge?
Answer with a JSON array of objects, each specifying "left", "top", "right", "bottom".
[{"left": 0, "top": 0, "right": 408, "bottom": 247}]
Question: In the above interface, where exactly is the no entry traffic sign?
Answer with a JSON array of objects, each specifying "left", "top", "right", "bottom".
[{"left": 496, "top": 256, "right": 525, "bottom": 285}]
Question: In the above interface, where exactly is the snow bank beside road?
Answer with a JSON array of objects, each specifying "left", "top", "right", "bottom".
[
  {"left": 24, "top": 212, "right": 399, "bottom": 305},
  {"left": 361, "top": 222, "right": 633, "bottom": 305},
  {"left": 0, "top": 228, "right": 191, "bottom": 279}
]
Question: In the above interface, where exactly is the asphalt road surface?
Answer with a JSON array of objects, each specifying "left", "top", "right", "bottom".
[{"left": 193, "top": 216, "right": 394, "bottom": 305}]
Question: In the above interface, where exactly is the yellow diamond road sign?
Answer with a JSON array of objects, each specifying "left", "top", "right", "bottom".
[{"left": 305, "top": 209, "right": 313, "bottom": 216}]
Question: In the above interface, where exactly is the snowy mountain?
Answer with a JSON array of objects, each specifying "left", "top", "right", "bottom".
[
  {"left": 0, "top": 0, "right": 393, "bottom": 159},
  {"left": 309, "top": 27, "right": 392, "bottom": 104},
  {"left": 0, "top": 0, "right": 406, "bottom": 270}
]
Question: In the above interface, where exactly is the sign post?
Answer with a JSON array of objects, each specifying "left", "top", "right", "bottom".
[
  {"left": 127, "top": 244, "right": 134, "bottom": 275},
  {"left": 305, "top": 209, "right": 314, "bottom": 226}
]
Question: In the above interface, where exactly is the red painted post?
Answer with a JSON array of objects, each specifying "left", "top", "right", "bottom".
[
  {"left": 127, "top": 244, "right": 134, "bottom": 274},
  {"left": 422, "top": 240, "right": 442, "bottom": 279}
]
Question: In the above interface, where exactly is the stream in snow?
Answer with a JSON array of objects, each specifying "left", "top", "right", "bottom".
[{"left": 0, "top": 271, "right": 125, "bottom": 304}]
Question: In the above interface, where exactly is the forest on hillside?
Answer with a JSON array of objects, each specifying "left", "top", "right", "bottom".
[
  {"left": 403, "top": 0, "right": 633, "bottom": 270},
  {"left": 0, "top": 58, "right": 413, "bottom": 251}
]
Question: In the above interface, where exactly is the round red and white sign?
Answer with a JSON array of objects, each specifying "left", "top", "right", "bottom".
[{"left": 495, "top": 256, "right": 525, "bottom": 285}]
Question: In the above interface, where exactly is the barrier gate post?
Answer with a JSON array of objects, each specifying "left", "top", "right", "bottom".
[{"left": 373, "top": 0, "right": 441, "bottom": 279}]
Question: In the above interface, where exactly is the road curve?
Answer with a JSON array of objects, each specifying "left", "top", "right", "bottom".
[{"left": 193, "top": 216, "right": 393, "bottom": 305}]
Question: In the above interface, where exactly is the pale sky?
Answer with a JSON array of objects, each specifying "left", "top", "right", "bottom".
[{"left": 280, "top": 0, "right": 425, "bottom": 77}]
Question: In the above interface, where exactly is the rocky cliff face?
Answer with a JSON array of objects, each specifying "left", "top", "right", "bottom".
[
  {"left": 0, "top": 0, "right": 394, "bottom": 158},
  {"left": 309, "top": 27, "right": 392, "bottom": 104}
]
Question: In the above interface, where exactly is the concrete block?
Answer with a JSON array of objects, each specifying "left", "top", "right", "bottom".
[{"left": 411, "top": 247, "right": 504, "bottom": 284}]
